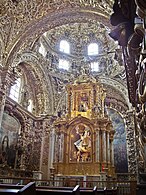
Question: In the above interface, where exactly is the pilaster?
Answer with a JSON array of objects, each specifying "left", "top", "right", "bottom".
[{"left": 124, "top": 109, "right": 138, "bottom": 174}]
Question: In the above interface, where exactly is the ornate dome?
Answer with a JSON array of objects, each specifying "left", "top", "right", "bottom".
[{"left": 37, "top": 21, "right": 125, "bottom": 79}]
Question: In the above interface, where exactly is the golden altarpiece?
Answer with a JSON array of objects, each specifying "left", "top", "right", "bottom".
[{"left": 52, "top": 73, "right": 115, "bottom": 179}]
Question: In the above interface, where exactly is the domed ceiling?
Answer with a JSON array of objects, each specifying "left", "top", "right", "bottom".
[
  {"left": 44, "top": 22, "right": 112, "bottom": 57},
  {"left": 38, "top": 21, "right": 125, "bottom": 80}
]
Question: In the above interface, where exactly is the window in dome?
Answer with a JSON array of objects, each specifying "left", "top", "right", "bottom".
[
  {"left": 39, "top": 42, "right": 46, "bottom": 57},
  {"left": 9, "top": 78, "right": 21, "bottom": 102},
  {"left": 90, "top": 62, "right": 99, "bottom": 72},
  {"left": 60, "top": 40, "right": 70, "bottom": 54},
  {"left": 59, "top": 59, "right": 69, "bottom": 70},
  {"left": 88, "top": 43, "right": 98, "bottom": 56}
]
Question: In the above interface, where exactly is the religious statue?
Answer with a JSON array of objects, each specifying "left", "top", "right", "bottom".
[
  {"left": 74, "top": 125, "right": 91, "bottom": 162},
  {"left": 78, "top": 93, "right": 89, "bottom": 112}
]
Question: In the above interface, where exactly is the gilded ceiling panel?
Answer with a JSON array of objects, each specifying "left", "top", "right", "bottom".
[{"left": 0, "top": 0, "right": 114, "bottom": 67}]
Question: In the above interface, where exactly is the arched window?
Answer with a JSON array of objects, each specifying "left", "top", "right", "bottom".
[
  {"left": 59, "top": 59, "right": 69, "bottom": 71},
  {"left": 59, "top": 40, "right": 70, "bottom": 54},
  {"left": 90, "top": 62, "right": 99, "bottom": 72},
  {"left": 9, "top": 78, "right": 21, "bottom": 102},
  {"left": 27, "top": 99, "right": 33, "bottom": 112},
  {"left": 88, "top": 43, "right": 98, "bottom": 56}
]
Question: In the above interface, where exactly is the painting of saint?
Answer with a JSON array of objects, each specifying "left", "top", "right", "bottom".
[
  {"left": 0, "top": 112, "right": 20, "bottom": 168},
  {"left": 107, "top": 108, "right": 128, "bottom": 173}
]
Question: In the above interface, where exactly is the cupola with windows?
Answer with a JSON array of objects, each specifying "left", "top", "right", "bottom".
[{"left": 37, "top": 22, "right": 122, "bottom": 77}]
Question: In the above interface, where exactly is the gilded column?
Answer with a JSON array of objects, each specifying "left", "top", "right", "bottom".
[
  {"left": 73, "top": 91, "right": 76, "bottom": 111},
  {"left": 75, "top": 92, "right": 78, "bottom": 111},
  {"left": 102, "top": 130, "right": 107, "bottom": 163},
  {"left": 96, "top": 129, "right": 100, "bottom": 162},
  {"left": 90, "top": 89, "right": 93, "bottom": 110},
  {"left": 101, "top": 89, "right": 106, "bottom": 118},
  {"left": 111, "top": 140, "right": 114, "bottom": 166},
  {"left": 48, "top": 127, "right": 55, "bottom": 169},
  {"left": 99, "top": 130, "right": 102, "bottom": 162},
  {"left": 58, "top": 127, "right": 64, "bottom": 162},
  {"left": 67, "top": 89, "right": 72, "bottom": 117},
  {"left": 107, "top": 132, "right": 110, "bottom": 163}
]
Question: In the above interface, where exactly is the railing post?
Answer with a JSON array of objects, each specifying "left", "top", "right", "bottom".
[{"left": 130, "top": 180, "right": 137, "bottom": 195}]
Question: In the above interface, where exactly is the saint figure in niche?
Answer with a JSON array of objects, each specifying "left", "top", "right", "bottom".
[
  {"left": 78, "top": 93, "right": 89, "bottom": 112},
  {"left": 74, "top": 125, "right": 91, "bottom": 162}
]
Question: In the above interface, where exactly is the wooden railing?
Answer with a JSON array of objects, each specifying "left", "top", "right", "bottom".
[
  {"left": 0, "top": 181, "right": 36, "bottom": 195},
  {"left": 0, "top": 176, "right": 137, "bottom": 195}
]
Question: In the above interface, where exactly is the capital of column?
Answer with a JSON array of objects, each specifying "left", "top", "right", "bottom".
[
  {"left": 100, "top": 127, "right": 106, "bottom": 132},
  {"left": 95, "top": 127, "right": 100, "bottom": 132}
]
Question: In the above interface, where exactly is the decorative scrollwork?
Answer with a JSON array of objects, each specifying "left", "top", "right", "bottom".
[{"left": 138, "top": 59, "right": 146, "bottom": 104}]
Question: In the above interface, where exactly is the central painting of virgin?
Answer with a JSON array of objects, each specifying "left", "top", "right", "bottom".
[{"left": 70, "top": 124, "right": 92, "bottom": 162}]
